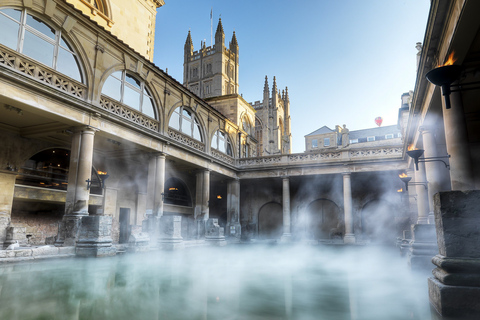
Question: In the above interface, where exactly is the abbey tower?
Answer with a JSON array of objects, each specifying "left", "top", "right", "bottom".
[{"left": 183, "top": 19, "right": 292, "bottom": 156}]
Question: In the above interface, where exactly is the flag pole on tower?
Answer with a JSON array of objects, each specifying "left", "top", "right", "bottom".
[{"left": 210, "top": 8, "right": 213, "bottom": 47}]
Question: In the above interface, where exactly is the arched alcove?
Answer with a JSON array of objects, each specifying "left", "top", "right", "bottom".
[
  {"left": 360, "top": 199, "right": 396, "bottom": 244},
  {"left": 164, "top": 177, "right": 192, "bottom": 207},
  {"left": 258, "top": 202, "right": 283, "bottom": 239},
  {"left": 305, "top": 199, "right": 343, "bottom": 240}
]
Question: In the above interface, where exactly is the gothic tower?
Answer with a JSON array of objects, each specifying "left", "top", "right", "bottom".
[
  {"left": 183, "top": 18, "right": 239, "bottom": 99},
  {"left": 253, "top": 76, "right": 292, "bottom": 155}
]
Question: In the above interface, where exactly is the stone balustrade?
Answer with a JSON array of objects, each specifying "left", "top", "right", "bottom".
[
  {"left": 0, "top": 45, "right": 86, "bottom": 99},
  {"left": 99, "top": 95, "right": 159, "bottom": 131},
  {"left": 238, "top": 146, "right": 403, "bottom": 168}
]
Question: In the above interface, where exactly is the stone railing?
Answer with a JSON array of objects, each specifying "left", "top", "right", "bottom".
[
  {"left": 99, "top": 95, "right": 159, "bottom": 131},
  {"left": 238, "top": 147, "right": 403, "bottom": 167},
  {"left": 349, "top": 147, "right": 403, "bottom": 158},
  {"left": 211, "top": 149, "right": 235, "bottom": 165},
  {"left": 167, "top": 128, "right": 205, "bottom": 152},
  {"left": 0, "top": 45, "right": 86, "bottom": 99}
]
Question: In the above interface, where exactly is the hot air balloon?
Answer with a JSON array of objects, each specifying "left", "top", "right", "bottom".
[{"left": 375, "top": 117, "right": 383, "bottom": 127}]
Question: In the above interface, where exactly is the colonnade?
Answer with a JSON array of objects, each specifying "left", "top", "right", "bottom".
[
  {"left": 412, "top": 90, "right": 476, "bottom": 226},
  {"left": 280, "top": 174, "right": 356, "bottom": 244}
]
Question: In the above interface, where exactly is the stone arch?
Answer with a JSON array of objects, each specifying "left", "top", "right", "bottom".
[
  {"left": 305, "top": 198, "right": 343, "bottom": 240},
  {"left": 360, "top": 199, "right": 396, "bottom": 244},
  {"left": 164, "top": 177, "right": 192, "bottom": 207},
  {"left": 258, "top": 202, "right": 283, "bottom": 239},
  {"left": 99, "top": 68, "right": 159, "bottom": 121},
  {"left": 167, "top": 105, "right": 206, "bottom": 143},
  {"left": 0, "top": 5, "right": 89, "bottom": 86}
]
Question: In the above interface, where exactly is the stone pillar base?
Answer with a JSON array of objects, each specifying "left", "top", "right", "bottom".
[
  {"left": 280, "top": 233, "right": 292, "bottom": 243},
  {"left": 429, "top": 276, "right": 480, "bottom": 318},
  {"left": 407, "top": 224, "right": 437, "bottom": 270},
  {"left": 226, "top": 222, "right": 241, "bottom": 242},
  {"left": 158, "top": 216, "right": 184, "bottom": 250},
  {"left": 343, "top": 233, "right": 356, "bottom": 244},
  {"left": 75, "top": 215, "right": 115, "bottom": 257},
  {"left": 205, "top": 218, "right": 226, "bottom": 246},
  {"left": 127, "top": 232, "right": 150, "bottom": 253},
  {"left": 76, "top": 242, "right": 117, "bottom": 257},
  {"left": 55, "top": 215, "right": 85, "bottom": 247}
]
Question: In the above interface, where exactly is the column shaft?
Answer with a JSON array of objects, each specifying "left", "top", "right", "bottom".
[
  {"left": 73, "top": 127, "right": 96, "bottom": 215},
  {"left": 281, "top": 178, "right": 291, "bottom": 240},
  {"left": 442, "top": 91, "right": 474, "bottom": 190},
  {"left": 153, "top": 154, "right": 166, "bottom": 217},
  {"left": 202, "top": 170, "right": 210, "bottom": 221},
  {"left": 415, "top": 161, "right": 429, "bottom": 224},
  {"left": 343, "top": 173, "right": 355, "bottom": 244},
  {"left": 420, "top": 127, "right": 444, "bottom": 222}
]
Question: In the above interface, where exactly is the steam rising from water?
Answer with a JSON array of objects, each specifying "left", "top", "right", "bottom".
[{"left": 0, "top": 245, "right": 431, "bottom": 320}]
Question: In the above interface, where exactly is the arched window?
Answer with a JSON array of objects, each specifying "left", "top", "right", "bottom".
[
  {"left": 101, "top": 71, "right": 156, "bottom": 119},
  {"left": 168, "top": 106, "right": 203, "bottom": 141},
  {"left": 242, "top": 116, "right": 251, "bottom": 135},
  {"left": 0, "top": 8, "right": 82, "bottom": 82},
  {"left": 211, "top": 130, "right": 233, "bottom": 156}
]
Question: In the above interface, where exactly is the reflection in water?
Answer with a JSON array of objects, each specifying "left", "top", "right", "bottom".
[{"left": 0, "top": 245, "right": 431, "bottom": 320}]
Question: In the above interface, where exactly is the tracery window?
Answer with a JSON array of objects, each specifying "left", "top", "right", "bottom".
[
  {"left": 101, "top": 70, "right": 156, "bottom": 119},
  {"left": 169, "top": 106, "right": 203, "bottom": 141},
  {"left": 0, "top": 8, "right": 82, "bottom": 82},
  {"left": 211, "top": 130, "right": 233, "bottom": 156},
  {"left": 242, "top": 116, "right": 251, "bottom": 135}
]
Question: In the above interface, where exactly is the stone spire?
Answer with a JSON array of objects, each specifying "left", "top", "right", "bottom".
[
  {"left": 215, "top": 18, "right": 225, "bottom": 50},
  {"left": 184, "top": 30, "right": 193, "bottom": 56},
  {"left": 229, "top": 31, "right": 238, "bottom": 53},
  {"left": 285, "top": 87, "right": 289, "bottom": 102},
  {"left": 272, "top": 76, "right": 278, "bottom": 96},
  {"left": 264, "top": 76, "right": 269, "bottom": 93}
]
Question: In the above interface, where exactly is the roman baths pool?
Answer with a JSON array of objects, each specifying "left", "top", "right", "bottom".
[{"left": 0, "top": 245, "right": 436, "bottom": 320}]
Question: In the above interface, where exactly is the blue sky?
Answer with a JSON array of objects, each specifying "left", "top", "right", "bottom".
[{"left": 154, "top": 1, "right": 430, "bottom": 153}]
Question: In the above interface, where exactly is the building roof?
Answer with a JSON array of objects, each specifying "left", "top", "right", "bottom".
[
  {"left": 305, "top": 126, "right": 333, "bottom": 136},
  {"left": 349, "top": 125, "right": 400, "bottom": 140}
]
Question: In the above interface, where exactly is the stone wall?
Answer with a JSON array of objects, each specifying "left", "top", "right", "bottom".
[{"left": 10, "top": 201, "right": 64, "bottom": 245}]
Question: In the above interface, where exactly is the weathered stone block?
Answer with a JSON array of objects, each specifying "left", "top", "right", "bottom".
[
  {"left": 76, "top": 215, "right": 115, "bottom": 257},
  {"left": 128, "top": 232, "right": 150, "bottom": 253},
  {"left": 205, "top": 218, "right": 226, "bottom": 246},
  {"left": 429, "top": 277, "right": 480, "bottom": 318},
  {"left": 14, "top": 249, "right": 32, "bottom": 257},
  {"left": 434, "top": 191, "right": 480, "bottom": 258},
  {"left": 411, "top": 224, "right": 436, "bottom": 242},
  {"left": 32, "top": 246, "right": 59, "bottom": 257},
  {"left": 158, "top": 216, "right": 183, "bottom": 250}
]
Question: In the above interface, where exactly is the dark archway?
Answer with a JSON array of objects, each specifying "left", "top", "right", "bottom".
[
  {"left": 305, "top": 199, "right": 343, "bottom": 240},
  {"left": 361, "top": 199, "right": 396, "bottom": 244},
  {"left": 164, "top": 177, "right": 192, "bottom": 207},
  {"left": 258, "top": 202, "right": 283, "bottom": 239}
]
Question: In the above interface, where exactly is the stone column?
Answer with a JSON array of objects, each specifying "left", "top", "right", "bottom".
[
  {"left": 226, "top": 178, "right": 241, "bottom": 240},
  {"left": 343, "top": 173, "right": 355, "bottom": 244},
  {"left": 194, "top": 169, "right": 210, "bottom": 238},
  {"left": 415, "top": 161, "right": 429, "bottom": 224},
  {"left": 0, "top": 171, "right": 16, "bottom": 248},
  {"left": 419, "top": 126, "right": 445, "bottom": 223},
  {"left": 202, "top": 169, "right": 210, "bottom": 221},
  {"left": 56, "top": 126, "right": 96, "bottom": 247},
  {"left": 280, "top": 177, "right": 291, "bottom": 242},
  {"left": 153, "top": 153, "right": 166, "bottom": 217},
  {"left": 442, "top": 91, "right": 474, "bottom": 190},
  {"left": 429, "top": 190, "right": 480, "bottom": 317}
]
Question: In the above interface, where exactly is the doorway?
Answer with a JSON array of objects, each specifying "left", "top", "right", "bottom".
[{"left": 119, "top": 208, "right": 130, "bottom": 244}]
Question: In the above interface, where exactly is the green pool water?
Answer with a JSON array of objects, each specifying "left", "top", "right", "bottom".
[{"left": 0, "top": 245, "right": 432, "bottom": 320}]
